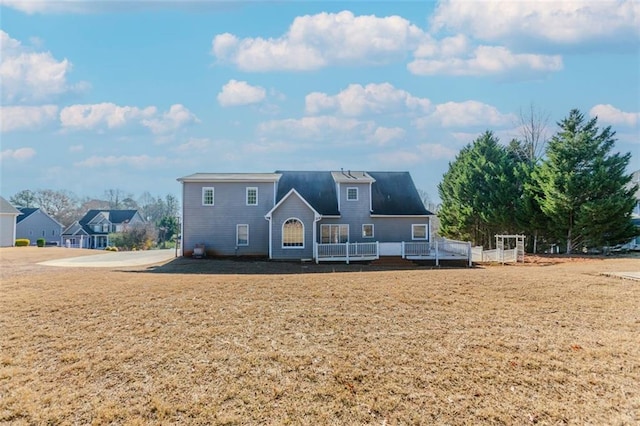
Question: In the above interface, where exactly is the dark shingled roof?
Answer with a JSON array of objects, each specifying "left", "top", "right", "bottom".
[
  {"left": 275, "top": 171, "right": 340, "bottom": 215},
  {"left": 79, "top": 209, "right": 139, "bottom": 225},
  {"left": 16, "top": 207, "right": 39, "bottom": 223},
  {"left": 275, "top": 170, "right": 431, "bottom": 216},
  {"left": 368, "top": 171, "right": 432, "bottom": 215}
]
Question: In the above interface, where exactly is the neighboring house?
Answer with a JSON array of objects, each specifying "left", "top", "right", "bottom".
[
  {"left": 625, "top": 170, "right": 640, "bottom": 250},
  {"left": 62, "top": 209, "right": 145, "bottom": 249},
  {"left": 15, "top": 208, "right": 64, "bottom": 246},
  {"left": 178, "top": 170, "right": 469, "bottom": 263},
  {"left": 631, "top": 169, "right": 640, "bottom": 217},
  {"left": 0, "top": 196, "right": 20, "bottom": 247}
]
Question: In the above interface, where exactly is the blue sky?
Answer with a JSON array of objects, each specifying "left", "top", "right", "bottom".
[{"left": 1, "top": 0, "right": 638, "bottom": 204}]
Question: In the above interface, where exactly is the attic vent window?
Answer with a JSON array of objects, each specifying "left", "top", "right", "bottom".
[{"left": 347, "top": 187, "right": 358, "bottom": 201}]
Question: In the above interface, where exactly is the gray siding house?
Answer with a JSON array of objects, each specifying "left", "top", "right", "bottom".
[
  {"left": 16, "top": 208, "right": 63, "bottom": 245},
  {"left": 62, "top": 209, "right": 145, "bottom": 249},
  {"left": 178, "top": 170, "right": 464, "bottom": 263}
]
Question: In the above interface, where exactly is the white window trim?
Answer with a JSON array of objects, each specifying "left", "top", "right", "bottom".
[
  {"left": 320, "top": 224, "right": 350, "bottom": 244},
  {"left": 236, "top": 224, "right": 249, "bottom": 246},
  {"left": 202, "top": 187, "right": 215, "bottom": 206},
  {"left": 346, "top": 187, "right": 358, "bottom": 201},
  {"left": 362, "top": 224, "right": 374, "bottom": 238},
  {"left": 412, "top": 224, "right": 428, "bottom": 240},
  {"left": 282, "top": 217, "right": 304, "bottom": 249},
  {"left": 246, "top": 187, "right": 258, "bottom": 206}
]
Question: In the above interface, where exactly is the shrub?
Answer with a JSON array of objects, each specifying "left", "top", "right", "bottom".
[
  {"left": 105, "top": 246, "right": 119, "bottom": 252},
  {"left": 37, "top": 238, "right": 46, "bottom": 247},
  {"left": 15, "top": 239, "right": 30, "bottom": 247}
]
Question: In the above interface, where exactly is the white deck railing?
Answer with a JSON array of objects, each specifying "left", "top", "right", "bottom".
[
  {"left": 314, "top": 238, "right": 473, "bottom": 266},
  {"left": 402, "top": 241, "right": 431, "bottom": 257},
  {"left": 473, "top": 247, "right": 518, "bottom": 263},
  {"left": 402, "top": 238, "right": 472, "bottom": 266},
  {"left": 315, "top": 242, "right": 379, "bottom": 263},
  {"left": 439, "top": 238, "right": 472, "bottom": 258}
]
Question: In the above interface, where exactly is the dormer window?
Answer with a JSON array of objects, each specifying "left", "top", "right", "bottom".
[{"left": 347, "top": 187, "right": 358, "bottom": 201}]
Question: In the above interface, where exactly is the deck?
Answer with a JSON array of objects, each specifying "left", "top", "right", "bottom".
[{"left": 314, "top": 239, "right": 472, "bottom": 266}]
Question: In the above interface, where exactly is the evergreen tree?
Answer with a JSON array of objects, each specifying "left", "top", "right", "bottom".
[
  {"left": 533, "top": 109, "right": 637, "bottom": 253},
  {"left": 438, "top": 131, "right": 520, "bottom": 248}
]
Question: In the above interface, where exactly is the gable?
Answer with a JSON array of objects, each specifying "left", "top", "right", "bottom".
[
  {"left": 0, "top": 196, "right": 20, "bottom": 215},
  {"left": 266, "top": 188, "right": 320, "bottom": 219},
  {"left": 275, "top": 171, "right": 339, "bottom": 215},
  {"left": 16, "top": 208, "right": 38, "bottom": 223}
]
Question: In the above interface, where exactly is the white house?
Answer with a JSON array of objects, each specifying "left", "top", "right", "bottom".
[{"left": 0, "top": 196, "right": 21, "bottom": 247}]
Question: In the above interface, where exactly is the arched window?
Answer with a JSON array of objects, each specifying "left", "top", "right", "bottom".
[{"left": 282, "top": 218, "right": 304, "bottom": 248}]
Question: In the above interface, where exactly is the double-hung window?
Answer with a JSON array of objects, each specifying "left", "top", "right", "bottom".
[
  {"left": 321, "top": 224, "right": 349, "bottom": 244},
  {"left": 236, "top": 224, "right": 249, "bottom": 246},
  {"left": 202, "top": 187, "right": 214, "bottom": 206},
  {"left": 246, "top": 187, "right": 258, "bottom": 206},
  {"left": 412, "top": 224, "right": 428, "bottom": 240}
]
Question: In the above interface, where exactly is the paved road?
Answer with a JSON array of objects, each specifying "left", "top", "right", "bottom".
[{"left": 39, "top": 249, "right": 177, "bottom": 268}]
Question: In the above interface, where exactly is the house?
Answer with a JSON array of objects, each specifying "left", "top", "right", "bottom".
[
  {"left": 178, "top": 170, "right": 471, "bottom": 264},
  {"left": 62, "top": 209, "right": 145, "bottom": 249},
  {"left": 0, "top": 196, "right": 20, "bottom": 247},
  {"left": 15, "top": 208, "right": 64, "bottom": 246},
  {"left": 624, "top": 169, "right": 640, "bottom": 250}
]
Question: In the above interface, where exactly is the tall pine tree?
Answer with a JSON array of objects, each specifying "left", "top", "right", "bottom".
[
  {"left": 533, "top": 109, "right": 637, "bottom": 253},
  {"left": 438, "top": 131, "right": 520, "bottom": 248}
]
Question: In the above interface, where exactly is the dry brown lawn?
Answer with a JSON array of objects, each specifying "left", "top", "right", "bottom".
[{"left": 1, "top": 248, "right": 638, "bottom": 425}]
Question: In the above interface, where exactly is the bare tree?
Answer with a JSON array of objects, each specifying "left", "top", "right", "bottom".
[{"left": 517, "top": 103, "right": 550, "bottom": 164}]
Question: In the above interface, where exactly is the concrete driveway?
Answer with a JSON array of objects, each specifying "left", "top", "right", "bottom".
[{"left": 39, "top": 249, "right": 177, "bottom": 268}]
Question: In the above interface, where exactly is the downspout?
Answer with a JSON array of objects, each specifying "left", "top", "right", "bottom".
[
  {"left": 180, "top": 181, "right": 185, "bottom": 257},
  {"left": 265, "top": 214, "right": 272, "bottom": 259},
  {"left": 313, "top": 215, "right": 321, "bottom": 262}
]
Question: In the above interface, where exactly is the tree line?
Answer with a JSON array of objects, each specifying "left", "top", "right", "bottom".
[
  {"left": 9, "top": 189, "right": 180, "bottom": 244},
  {"left": 438, "top": 108, "right": 638, "bottom": 254}
]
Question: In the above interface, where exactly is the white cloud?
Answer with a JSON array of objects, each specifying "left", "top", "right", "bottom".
[
  {"left": 306, "top": 83, "right": 431, "bottom": 116},
  {"left": 74, "top": 155, "right": 167, "bottom": 169},
  {"left": 173, "top": 137, "right": 212, "bottom": 153},
  {"left": 0, "top": 0, "right": 94, "bottom": 14},
  {"left": 60, "top": 103, "right": 157, "bottom": 130},
  {"left": 589, "top": 104, "right": 639, "bottom": 127},
  {"left": 59, "top": 103, "right": 198, "bottom": 136},
  {"left": 1, "top": 105, "right": 58, "bottom": 132},
  {"left": 416, "top": 100, "right": 516, "bottom": 128},
  {"left": 217, "top": 80, "right": 266, "bottom": 107},
  {"left": 430, "top": 0, "right": 640, "bottom": 47},
  {"left": 417, "top": 143, "right": 458, "bottom": 160},
  {"left": 408, "top": 45, "right": 562, "bottom": 76},
  {"left": 258, "top": 116, "right": 375, "bottom": 142},
  {"left": 141, "top": 104, "right": 199, "bottom": 135},
  {"left": 68, "top": 144, "right": 84, "bottom": 152},
  {"left": 0, "top": 30, "right": 87, "bottom": 103},
  {"left": 212, "top": 10, "right": 425, "bottom": 71},
  {"left": 0, "top": 147, "right": 36, "bottom": 161},
  {"left": 258, "top": 115, "right": 411, "bottom": 149},
  {"left": 371, "top": 127, "right": 405, "bottom": 146}
]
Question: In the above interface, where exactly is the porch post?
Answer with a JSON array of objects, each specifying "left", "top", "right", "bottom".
[
  {"left": 346, "top": 242, "right": 349, "bottom": 264},
  {"left": 435, "top": 240, "right": 439, "bottom": 266},
  {"left": 401, "top": 241, "right": 405, "bottom": 259}
]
